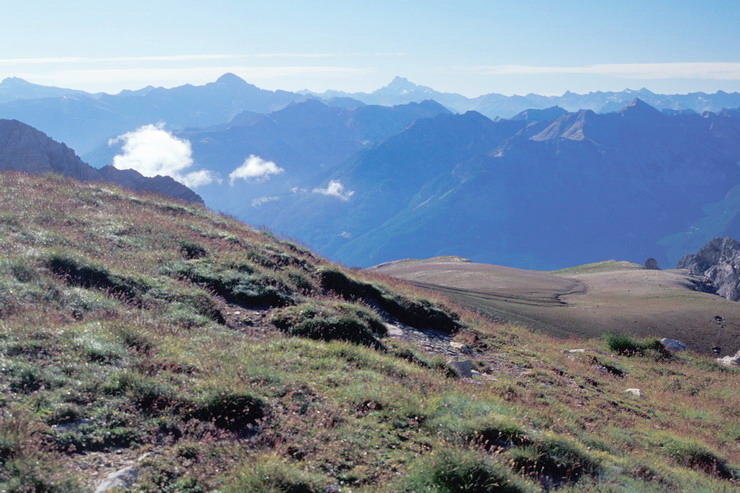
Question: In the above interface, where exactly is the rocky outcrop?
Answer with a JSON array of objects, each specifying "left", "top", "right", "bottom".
[
  {"left": 678, "top": 238, "right": 740, "bottom": 301},
  {"left": 0, "top": 119, "right": 202, "bottom": 203}
]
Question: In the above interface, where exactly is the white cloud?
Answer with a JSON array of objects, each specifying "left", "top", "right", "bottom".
[
  {"left": 180, "top": 169, "right": 219, "bottom": 188},
  {"left": 313, "top": 180, "right": 355, "bottom": 201},
  {"left": 461, "top": 62, "right": 740, "bottom": 80},
  {"left": 109, "top": 123, "right": 216, "bottom": 187},
  {"left": 251, "top": 196, "right": 280, "bottom": 207},
  {"left": 229, "top": 155, "right": 284, "bottom": 184}
]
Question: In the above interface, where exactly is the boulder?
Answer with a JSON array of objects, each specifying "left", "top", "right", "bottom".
[
  {"left": 447, "top": 359, "right": 473, "bottom": 378},
  {"left": 716, "top": 350, "right": 740, "bottom": 367},
  {"left": 95, "top": 465, "right": 140, "bottom": 493},
  {"left": 660, "top": 338, "right": 687, "bottom": 352}
]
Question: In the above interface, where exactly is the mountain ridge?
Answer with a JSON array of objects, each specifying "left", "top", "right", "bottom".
[{"left": 0, "top": 119, "right": 202, "bottom": 203}]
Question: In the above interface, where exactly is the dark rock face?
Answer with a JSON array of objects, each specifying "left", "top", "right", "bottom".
[
  {"left": 678, "top": 238, "right": 740, "bottom": 301},
  {"left": 0, "top": 119, "right": 202, "bottom": 204}
]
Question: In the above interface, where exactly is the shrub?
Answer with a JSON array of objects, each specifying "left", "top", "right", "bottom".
[
  {"left": 271, "top": 302, "right": 385, "bottom": 347},
  {"left": 660, "top": 436, "right": 734, "bottom": 479},
  {"left": 44, "top": 251, "right": 147, "bottom": 302},
  {"left": 402, "top": 448, "right": 534, "bottom": 493},
  {"left": 427, "top": 394, "right": 529, "bottom": 449},
  {"left": 169, "top": 261, "right": 293, "bottom": 308},
  {"left": 179, "top": 240, "right": 208, "bottom": 259},
  {"left": 605, "top": 334, "right": 670, "bottom": 359},
  {"left": 103, "top": 372, "right": 174, "bottom": 412},
  {"left": 225, "top": 455, "right": 328, "bottom": 493},
  {"left": 508, "top": 435, "right": 600, "bottom": 484},
  {"left": 317, "top": 267, "right": 460, "bottom": 333},
  {"left": 188, "top": 390, "right": 267, "bottom": 432}
]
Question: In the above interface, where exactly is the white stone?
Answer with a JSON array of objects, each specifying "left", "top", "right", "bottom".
[
  {"left": 624, "top": 388, "right": 642, "bottom": 397},
  {"left": 95, "top": 466, "right": 140, "bottom": 493},
  {"left": 660, "top": 338, "right": 687, "bottom": 352},
  {"left": 717, "top": 350, "right": 740, "bottom": 367},
  {"left": 450, "top": 341, "right": 472, "bottom": 354}
]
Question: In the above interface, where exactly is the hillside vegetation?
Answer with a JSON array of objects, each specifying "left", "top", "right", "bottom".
[{"left": 0, "top": 172, "right": 737, "bottom": 492}]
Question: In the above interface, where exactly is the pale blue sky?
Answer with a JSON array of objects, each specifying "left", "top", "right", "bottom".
[{"left": 1, "top": 0, "right": 739, "bottom": 96}]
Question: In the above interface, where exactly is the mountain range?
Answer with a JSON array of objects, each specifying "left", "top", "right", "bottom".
[
  {"left": 3, "top": 74, "right": 740, "bottom": 155},
  {"left": 234, "top": 99, "right": 740, "bottom": 269},
  {"left": 1, "top": 74, "right": 739, "bottom": 270}
]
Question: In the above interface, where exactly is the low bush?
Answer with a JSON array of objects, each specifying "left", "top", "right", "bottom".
[
  {"left": 317, "top": 267, "right": 461, "bottom": 333},
  {"left": 508, "top": 435, "right": 600, "bottom": 484},
  {"left": 605, "top": 334, "right": 671, "bottom": 359},
  {"left": 271, "top": 302, "right": 386, "bottom": 347},
  {"left": 44, "top": 250, "right": 147, "bottom": 302},
  {"left": 402, "top": 448, "right": 534, "bottom": 493},
  {"left": 660, "top": 436, "right": 735, "bottom": 479},
  {"left": 178, "top": 240, "right": 208, "bottom": 260},
  {"left": 169, "top": 260, "right": 293, "bottom": 308},
  {"left": 224, "top": 454, "right": 328, "bottom": 493},
  {"left": 427, "top": 394, "right": 530, "bottom": 449},
  {"left": 188, "top": 390, "right": 267, "bottom": 432}
]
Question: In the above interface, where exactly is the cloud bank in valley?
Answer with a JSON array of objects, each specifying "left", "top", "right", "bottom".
[
  {"left": 229, "top": 155, "right": 284, "bottom": 184},
  {"left": 109, "top": 124, "right": 216, "bottom": 188},
  {"left": 313, "top": 180, "right": 355, "bottom": 201}
]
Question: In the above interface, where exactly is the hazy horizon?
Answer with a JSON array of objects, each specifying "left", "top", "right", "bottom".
[{"left": 2, "top": 1, "right": 739, "bottom": 97}]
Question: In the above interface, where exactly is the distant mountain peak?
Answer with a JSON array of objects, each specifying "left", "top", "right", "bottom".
[
  {"left": 619, "top": 98, "right": 663, "bottom": 118},
  {"left": 215, "top": 73, "right": 248, "bottom": 86},
  {"left": 0, "top": 76, "right": 31, "bottom": 86},
  {"left": 387, "top": 76, "right": 418, "bottom": 90}
]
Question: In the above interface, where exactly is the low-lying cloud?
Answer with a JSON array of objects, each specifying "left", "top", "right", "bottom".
[
  {"left": 229, "top": 155, "right": 284, "bottom": 184},
  {"left": 109, "top": 124, "right": 216, "bottom": 187},
  {"left": 313, "top": 180, "right": 355, "bottom": 201}
]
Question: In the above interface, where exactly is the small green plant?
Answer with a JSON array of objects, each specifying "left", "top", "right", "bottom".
[
  {"left": 188, "top": 390, "right": 267, "bottom": 432},
  {"left": 660, "top": 435, "right": 735, "bottom": 479},
  {"left": 318, "top": 267, "right": 461, "bottom": 332},
  {"left": 402, "top": 448, "right": 534, "bottom": 493},
  {"left": 271, "top": 302, "right": 386, "bottom": 346},
  {"left": 508, "top": 435, "right": 600, "bottom": 484},
  {"left": 44, "top": 250, "right": 148, "bottom": 301},
  {"left": 179, "top": 240, "right": 208, "bottom": 260},
  {"left": 605, "top": 334, "right": 671, "bottom": 359},
  {"left": 224, "top": 454, "right": 328, "bottom": 493}
]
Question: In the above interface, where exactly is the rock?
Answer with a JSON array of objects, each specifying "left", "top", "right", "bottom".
[
  {"left": 562, "top": 348, "right": 609, "bottom": 356},
  {"left": 448, "top": 359, "right": 473, "bottom": 378},
  {"left": 678, "top": 238, "right": 740, "bottom": 301},
  {"left": 660, "top": 338, "right": 687, "bottom": 352},
  {"left": 95, "top": 465, "right": 140, "bottom": 493},
  {"left": 624, "top": 388, "right": 642, "bottom": 397},
  {"left": 644, "top": 258, "right": 660, "bottom": 270},
  {"left": 384, "top": 323, "right": 405, "bottom": 337},
  {"left": 450, "top": 341, "right": 472, "bottom": 354},
  {"left": 716, "top": 350, "right": 740, "bottom": 367}
]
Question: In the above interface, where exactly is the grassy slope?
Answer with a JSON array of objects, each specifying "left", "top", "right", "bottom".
[
  {"left": 0, "top": 172, "right": 737, "bottom": 492},
  {"left": 371, "top": 258, "right": 740, "bottom": 355}
]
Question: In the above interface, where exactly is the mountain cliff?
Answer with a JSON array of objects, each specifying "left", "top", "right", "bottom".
[
  {"left": 678, "top": 237, "right": 740, "bottom": 301},
  {"left": 0, "top": 119, "right": 202, "bottom": 203}
]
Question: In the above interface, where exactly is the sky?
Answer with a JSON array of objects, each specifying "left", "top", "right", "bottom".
[{"left": 1, "top": 0, "right": 740, "bottom": 96}]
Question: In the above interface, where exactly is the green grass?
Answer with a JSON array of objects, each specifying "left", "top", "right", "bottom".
[{"left": 550, "top": 260, "right": 643, "bottom": 274}]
